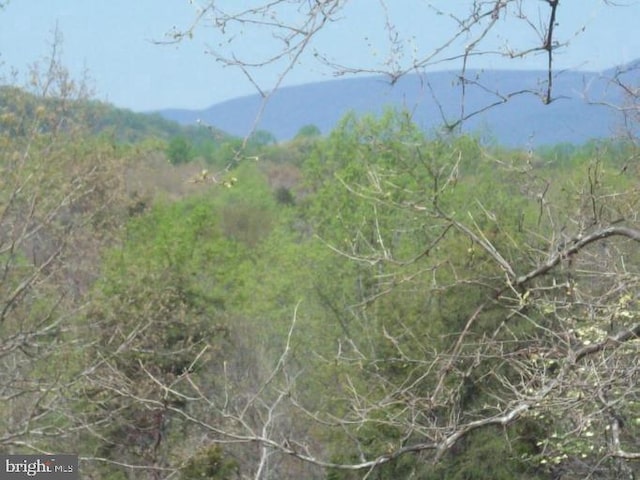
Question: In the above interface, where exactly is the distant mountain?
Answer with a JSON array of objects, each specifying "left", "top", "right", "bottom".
[{"left": 157, "top": 63, "right": 640, "bottom": 147}]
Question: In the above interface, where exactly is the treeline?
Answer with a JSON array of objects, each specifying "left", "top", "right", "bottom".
[{"left": 1, "top": 70, "right": 639, "bottom": 480}]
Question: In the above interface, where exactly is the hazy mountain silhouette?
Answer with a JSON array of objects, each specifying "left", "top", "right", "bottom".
[{"left": 158, "top": 63, "right": 639, "bottom": 147}]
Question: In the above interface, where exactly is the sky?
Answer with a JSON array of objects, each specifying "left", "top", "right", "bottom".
[{"left": 1, "top": 1, "right": 639, "bottom": 112}]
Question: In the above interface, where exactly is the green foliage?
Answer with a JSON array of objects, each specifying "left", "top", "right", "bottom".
[
  {"left": 274, "top": 185, "right": 295, "bottom": 205},
  {"left": 213, "top": 161, "right": 279, "bottom": 245},
  {"left": 210, "top": 137, "right": 244, "bottom": 167},
  {"left": 0, "top": 85, "right": 233, "bottom": 146},
  {"left": 181, "top": 446, "right": 239, "bottom": 480},
  {"left": 167, "top": 135, "right": 194, "bottom": 164},
  {"left": 80, "top": 193, "right": 250, "bottom": 470},
  {"left": 426, "top": 427, "right": 547, "bottom": 480},
  {"left": 295, "top": 109, "right": 611, "bottom": 477},
  {"left": 295, "top": 123, "right": 322, "bottom": 139},
  {"left": 248, "top": 129, "right": 277, "bottom": 147},
  {"left": 4, "top": 64, "right": 640, "bottom": 480},
  {"left": 94, "top": 192, "right": 246, "bottom": 330},
  {"left": 0, "top": 51, "right": 137, "bottom": 461}
]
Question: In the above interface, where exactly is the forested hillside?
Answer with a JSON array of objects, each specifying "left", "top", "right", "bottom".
[{"left": 1, "top": 46, "right": 639, "bottom": 480}]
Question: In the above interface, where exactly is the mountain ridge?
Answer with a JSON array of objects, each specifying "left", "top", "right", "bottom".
[{"left": 157, "top": 65, "right": 638, "bottom": 147}]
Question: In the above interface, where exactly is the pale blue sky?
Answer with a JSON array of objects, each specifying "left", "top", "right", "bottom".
[{"left": 1, "top": 1, "right": 639, "bottom": 112}]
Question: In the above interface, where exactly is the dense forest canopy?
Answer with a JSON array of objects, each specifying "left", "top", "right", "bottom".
[{"left": 1, "top": 2, "right": 640, "bottom": 480}]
